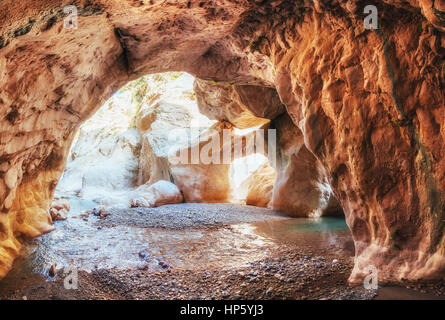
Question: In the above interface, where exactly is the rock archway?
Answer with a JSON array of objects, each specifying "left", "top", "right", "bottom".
[{"left": 0, "top": 0, "right": 444, "bottom": 283}]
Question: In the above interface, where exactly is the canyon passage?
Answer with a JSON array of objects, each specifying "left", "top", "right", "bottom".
[{"left": 0, "top": 0, "right": 444, "bottom": 299}]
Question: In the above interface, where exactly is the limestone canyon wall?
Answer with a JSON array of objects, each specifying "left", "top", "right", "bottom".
[
  {"left": 270, "top": 113, "right": 342, "bottom": 217},
  {"left": 195, "top": 81, "right": 341, "bottom": 216},
  {"left": 243, "top": 161, "right": 276, "bottom": 208},
  {"left": 0, "top": 0, "right": 444, "bottom": 283}
]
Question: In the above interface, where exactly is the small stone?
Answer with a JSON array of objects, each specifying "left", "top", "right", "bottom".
[
  {"left": 99, "top": 209, "right": 109, "bottom": 219},
  {"left": 139, "top": 250, "right": 150, "bottom": 259},
  {"left": 249, "top": 276, "right": 257, "bottom": 282},
  {"left": 48, "top": 263, "right": 57, "bottom": 277},
  {"left": 51, "top": 207, "right": 68, "bottom": 221},
  {"left": 158, "top": 261, "right": 170, "bottom": 269},
  {"left": 274, "top": 273, "right": 284, "bottom": 280}
]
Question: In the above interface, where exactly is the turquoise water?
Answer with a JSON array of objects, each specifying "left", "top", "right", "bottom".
[
  {"left": 251, "top": 217, "right": 354, "bottom": 257},
  {"left": 270, "top": 217, "right": 349, "bottom": 233},
  {"left": 0, "top": 202, "right": 354, "bottom": 297}
]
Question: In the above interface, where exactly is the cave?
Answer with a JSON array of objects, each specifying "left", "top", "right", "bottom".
[
  {"left": 0, "top": 0, "right": 444, "bottom": 300},
  {"left": 1, "top": 70, "right": 351, "bottom": 300}
]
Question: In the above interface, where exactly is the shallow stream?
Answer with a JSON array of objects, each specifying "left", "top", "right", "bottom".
[{"left": 0, "top": 199, "right": 438, "bottom": 300}]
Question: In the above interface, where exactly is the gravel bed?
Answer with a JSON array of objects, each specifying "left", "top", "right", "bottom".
[{"left": 97, "top": 203, "right": 288, "bottom": 229}]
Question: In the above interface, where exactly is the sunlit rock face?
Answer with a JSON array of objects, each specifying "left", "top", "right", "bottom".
[
  {"left": 55, "top": 86, "right": 142, "bottom": 209},
  {"left": 228, "top": 153, "right": 271, "bottom": 204},
  {"left": 270, "top": 114, "right": 341, "bottom": 218},
  {"left": 130, "top": 180, "right": 183, "bottom": 208},
  {"left": 243, "top": 161, "right": 276, "bottom": 208},
  {"left": 169, "top": 121, "right": 233, "bottom": 202},
  {"left": 0, "top": 0, "right": 444, "bottom": 283},
  {"left": 135, "top": 74, "right": 272, "bottom": 203},
  {"left": 49, "top": 198, "right": 70, "bottom": 221},
  {"left": 135, "top": 73, "right": 216, "bottom": 188},
  {"left": 58, "top": 128, "right": 141, "bottom": 204},
  {"left": 260, "top": 1, "right": 445, "bottom": 282},
  {"left": 133, "top": 73, "right": 233, "bottom": 202},
  {"left": 194, "top": 79, "right": 284, "bottom": 129}
]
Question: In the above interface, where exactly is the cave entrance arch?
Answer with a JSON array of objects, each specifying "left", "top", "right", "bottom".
[
  {"left": 38, "top": 71, "right": 351, "bottom": 291},
  {"left": 55, "top": 71, "right": 283, "bottom": 208}
]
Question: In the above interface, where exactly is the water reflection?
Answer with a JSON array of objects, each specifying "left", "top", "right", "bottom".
[
  {"left": 250, "top": 218, "right": 355, "bottom": 257},
  {"left": 0, "top": 200, "right": 354, "bottom": 296}
]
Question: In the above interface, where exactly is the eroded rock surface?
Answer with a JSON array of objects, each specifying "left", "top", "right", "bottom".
[
  {"left": 49, "top": 198, "right": 70, "bottom": 221},
  {"left": 243, "top": 161, "right": 276, "bottom": 208},
  {"left": 270, "top": 114, "right": 339, "bottom": 218},
  {"left": 135, "top": 73, "right": 215, "bottom": 187},
  {"left": 194, "top": 79, "right": 284, "bottom": 129},
  {"left": 0, "top": 0, "right": 444, "bottom": 283},
  {"left": 130, "top": 180, "right": 184, "bottom": 208},
  {"left": 169, "top": 122, "right": 233, "bottom": 203}
]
